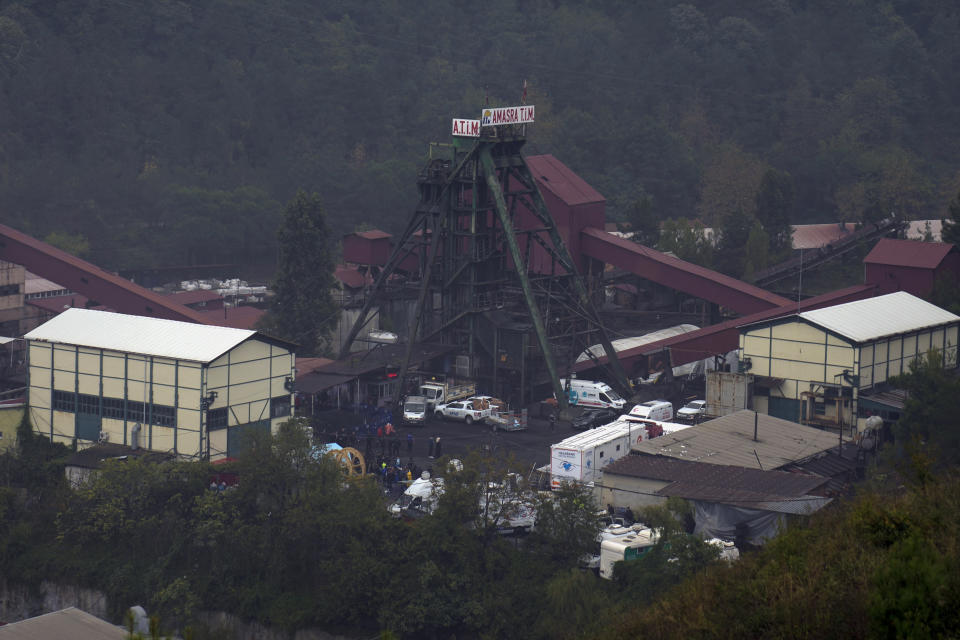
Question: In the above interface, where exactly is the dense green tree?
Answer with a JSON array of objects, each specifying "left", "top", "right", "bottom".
[
  {"left": 714, "top": 208, "right": 755, "bottom": 278},
  {"left": 528, "top": 481, "right": 600, "bottom": 565},
  {"left": 261, "top": 191, "right": 337, "bottom": 356},
  {"left": 658, "top": 218, "right": 714, "bottom": 267},
  {"left": 943, "top": 189, "right": 960, "bottom": 246},
  {"left": 743, "top": 221, "right": 771, "bottom": 278},
  {"left": 621, "top": 193, "right": 660, "bottom": 246},
  {"left": 43, "top": 231, "right": 90, "bottom": 258},
  {"left": 755, "top": 168, "right": 795, "bottom": 254},
  {"left": 888, "top": 348, "right": 960, "bottom": 473}
]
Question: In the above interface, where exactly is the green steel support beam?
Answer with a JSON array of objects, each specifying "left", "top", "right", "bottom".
[
  {"left": 337, "top": 211, "right": 426, "bottom": 360},
  {"left": 392, "top": 213, "right": 443, "bottom": 407},
  {"left": 479, "top": 145, "right": 568, "bottom": 411},
  {"left": 513, "top": 164, "right": 633, "bottom": 398}
]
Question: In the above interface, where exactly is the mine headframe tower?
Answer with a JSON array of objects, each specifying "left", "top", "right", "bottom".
[{"left": 339, "top": 125, "right": 630, "bottom": 411}]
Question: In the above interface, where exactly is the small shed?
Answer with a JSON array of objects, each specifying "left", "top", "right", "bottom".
[
  {"left": 63, "top": 442, "right": 174, "bottom": 488},
  {"left": 864, "top": 238, "right": 960, "bottom": 297},
  {"left": 342, "top": 229, "right": 392, "bottom": 267}
]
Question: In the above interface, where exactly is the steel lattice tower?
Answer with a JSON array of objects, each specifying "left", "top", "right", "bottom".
[{"left": 339, "top": 124, "right": 629, "bottom": 410}]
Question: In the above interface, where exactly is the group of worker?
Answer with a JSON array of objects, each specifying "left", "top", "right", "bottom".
[{"left": 373, "top": 457, "right": 423, "bottom": 497}]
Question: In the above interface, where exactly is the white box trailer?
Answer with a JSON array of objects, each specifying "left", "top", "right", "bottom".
[
  {"left": 550, "top": 421, "right": 657, "bottom": 490},
  {"left": 550, "top": 417, "right": 697, "bottom": 490}
]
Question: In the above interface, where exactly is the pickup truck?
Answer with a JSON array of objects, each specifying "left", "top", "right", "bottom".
[{"left": 434, "top": 399, "right": 491, "bottom": 425}]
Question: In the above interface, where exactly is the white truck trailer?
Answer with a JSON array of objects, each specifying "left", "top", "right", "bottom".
[
  {"left": 550, "top": 421, "right": 658, "bottom": 490},
  {"left": 550, "top": 416, "right": 696, "bottom": 490}
]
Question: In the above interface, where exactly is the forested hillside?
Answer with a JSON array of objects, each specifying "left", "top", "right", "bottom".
[{"left": 1, "top": 0, "right": 959, "bottom": 273}]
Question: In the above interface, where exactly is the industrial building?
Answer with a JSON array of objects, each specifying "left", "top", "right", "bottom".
[
  {"left": 600, "top": 453, "right": 832, "bottom": 544},
  {"left": 737, "top": 292, "right": 960, "bottom": 431},
  {"left": 864, "top": 238, "right": 960, "bottom": 297},
  {"left": 25, "top": 308, "right": 296, "bottom": 459}
]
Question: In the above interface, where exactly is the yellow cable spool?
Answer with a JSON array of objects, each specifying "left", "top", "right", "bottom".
[{"left": 330, "top": 447, "right": 365, "bottom": 477}]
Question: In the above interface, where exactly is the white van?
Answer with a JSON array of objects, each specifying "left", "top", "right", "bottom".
[
  {"left": 628, "top": 400, "right": 673, "bottom": 422},
  {"left": 558, "top": 379, "right": 626, "bottom": 410}
]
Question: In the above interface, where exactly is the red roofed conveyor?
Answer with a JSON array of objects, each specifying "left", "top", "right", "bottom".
[
  {"left": 573, "top": 283, "right": 876, "bottom": 378},
  {"left": 580, "top": 228, "right": 793, "bottom": 315},
  {"left": 0, "top": 223, "right": 214, "bottom": 325}
]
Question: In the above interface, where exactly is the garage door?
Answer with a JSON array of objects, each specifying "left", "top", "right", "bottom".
[
  {"left": 767, "top": 397, "right": 801, "bottom": 423},
  {"left": 227, "top": 420, "right": 272, "bottom": 457}
]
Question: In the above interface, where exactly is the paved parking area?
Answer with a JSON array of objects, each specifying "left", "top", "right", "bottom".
[
  {"left": 313, "top": 408, "right": 573, "bottom": 473},
  {"left": 311, "top": 381, "right": 706, "bottom": 476}
]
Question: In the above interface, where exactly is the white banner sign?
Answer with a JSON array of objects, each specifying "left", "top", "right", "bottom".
[
  {"left": 451, "top": 118, "right": 481, "bottom": 137},
  {"left": 481, "top": 105, "right": 535, "bottom": 127}
]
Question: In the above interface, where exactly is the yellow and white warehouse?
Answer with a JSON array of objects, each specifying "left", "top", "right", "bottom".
[
  {"left": 25, "top": 308, "right": 296, "bottom": 459},
  {"left": 738, "top": 292, "right": 959, "bottom": 432}
]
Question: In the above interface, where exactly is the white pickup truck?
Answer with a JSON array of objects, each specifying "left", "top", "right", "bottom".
[{"left": 434, "top": 398, "right": 492, "bottom": 424}]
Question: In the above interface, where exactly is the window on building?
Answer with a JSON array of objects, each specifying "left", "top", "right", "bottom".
[
  {"left": 77, "top": 393, "right": 99, "bottom": 415},
  {"left": 814, "top": 402, "right": 826, "bottom": 416},
  {"left": 271, "top": 395, "right": 291, "bottom": 419},
  {"left": 126, "top": 400, "right": 146, "bottom": 423},
  {"left": 208, "top": 407, "right": 228, "bottom": 430},
  {"left": 102, "top": 397, "right": 125, "bottom": 420},
  {"left": 0, "top": 283, "right": 19, "bottom": 296},
  {"left": 151, "top": 404, "right": 176, "bottom": 428},
  {"left": 53, "top": 390, "right": 75, "bottom": 412}
]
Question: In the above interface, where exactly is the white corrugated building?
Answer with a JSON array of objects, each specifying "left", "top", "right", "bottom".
[
  {"left": 25, "top": 308, "right": 296, "bottom": 459},
  {"left": 738, "top": 292, "right": 959, "bottom": 432}
]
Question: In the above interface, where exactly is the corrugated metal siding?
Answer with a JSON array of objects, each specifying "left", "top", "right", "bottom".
[{"left": 863, "top": 238, "right": 954, "bottom": 269}]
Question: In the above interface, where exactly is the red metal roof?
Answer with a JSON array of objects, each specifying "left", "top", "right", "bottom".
[
  {"left": 791, "top": 223, "right": 856, "bottom": 250},
  {"left": 198, "top": 305, "right": 265, "bottom": 330},
  {"left": 863, "top": 238, "right": 956, "bottom": 269},
  {"left": 168, "top": 289, "right": 223, "bottom": 304},
  {"left": 605, "top": 454, "right": 828, "bottom": 503},
  {"left": 335, "top": 266, "right": 371, "bottom": 289},
  {"left": 352, "top": 229, "right": 392, "bottom": 240},
  {"left": 295, "top": 356, "right": 335, "bottom": 377},
  {"left": 26, "top": 294, "right": 96, "bottom": 314},
  {"left": 526, "top": 155, "right": 605, "bottom": 207},
  {"left": 0, "top": 223, "right": 212, "bottom": 324}
]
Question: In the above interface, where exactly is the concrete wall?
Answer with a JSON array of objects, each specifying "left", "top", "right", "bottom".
[
  {"left": 598, "top": 474, "right": 669, "bottom": 513},
  {"left": 0, "top": 580, "right": 109, "bottom": 623}
]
